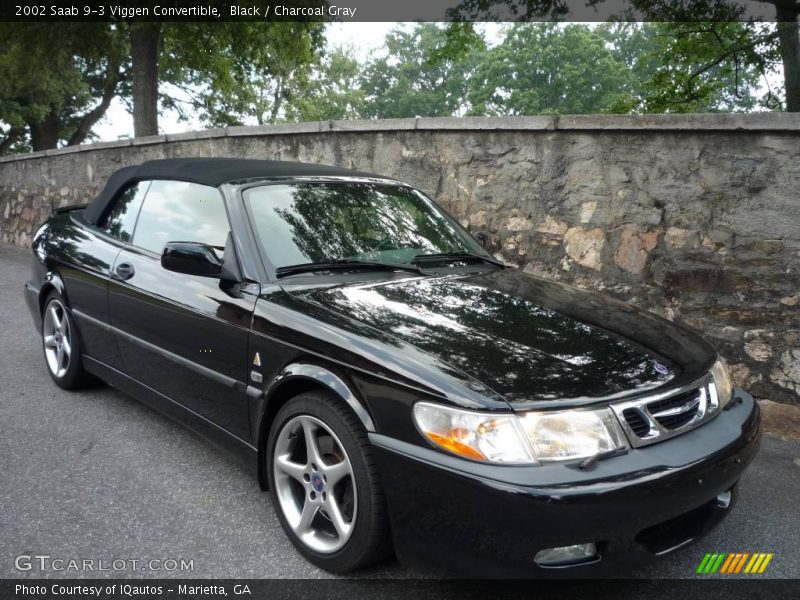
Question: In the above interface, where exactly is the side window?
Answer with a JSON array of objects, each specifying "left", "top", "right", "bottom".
[
  {"left": 100, "top": 181, "right": 149, "bottom": 242},
  {"left": 132, "top": 180, "right": 229, "bottom": 255}
]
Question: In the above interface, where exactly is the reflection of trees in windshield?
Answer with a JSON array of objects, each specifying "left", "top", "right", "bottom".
[{"left": 248, "top": 183, "right": 477, "bottom": 266}]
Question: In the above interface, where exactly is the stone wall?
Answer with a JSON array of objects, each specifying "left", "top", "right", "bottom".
[{"left": 1, "top": 114, "right": 798, "bottom": 406}]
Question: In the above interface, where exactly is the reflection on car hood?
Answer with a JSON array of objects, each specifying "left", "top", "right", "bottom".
[{"left": 286, "top": 269, "right": 716, "bottom": 409}]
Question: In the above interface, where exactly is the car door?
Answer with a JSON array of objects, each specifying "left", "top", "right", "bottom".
[
  {"left": 107, "top": 179, "right": 256, "bottom": 440},
  {"left": 63, "top": 181, "right": 151, "bottom": 371}
]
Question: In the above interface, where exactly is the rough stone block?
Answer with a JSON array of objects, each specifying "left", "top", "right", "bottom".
[
  {"left": 564, "top": 226, "right": 605, "bottom": 270},
  {"left": 614, "top": 227, "right": 660, "bottom": 274}
]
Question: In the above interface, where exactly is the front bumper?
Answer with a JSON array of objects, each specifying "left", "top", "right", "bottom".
[{"left": 370, "top": 390, "right": 760, "bottom": 577}]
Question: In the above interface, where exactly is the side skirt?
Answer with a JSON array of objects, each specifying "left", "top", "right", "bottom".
[{"left": 83, "top": 355, "right": 259, "bottom": 477}]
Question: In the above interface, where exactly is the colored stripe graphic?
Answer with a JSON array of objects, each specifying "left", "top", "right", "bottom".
[
  {"left": 758, "top": 554, "right": 774, "bottom": 573},
  {"left": 696, "top": 554, "right": 712, "bottom": 574},
  {"left": 744, "top": 554, "right": 760, "bottom": 573},
  {"left": 734, "top": 553, "right": 749, "bottom": 573},
  {"left": 720, "top": 553, "right": 736, "bottom": 574},
  {"left": 697, "top": 552, "right": 773, "bottom": 574},
  {"left": 702, "top": 553, "right": 719, "bottom": 574},
  {"left": 711, "top": 553, "right": 726, "bottom": 573},
  {"left": 752, "top": 554, "right": 767, "bottom": 573}
]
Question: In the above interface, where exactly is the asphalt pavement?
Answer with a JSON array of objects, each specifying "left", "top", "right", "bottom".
[{"left": 1, "top": 242, "right": 798, "bottom": 582}]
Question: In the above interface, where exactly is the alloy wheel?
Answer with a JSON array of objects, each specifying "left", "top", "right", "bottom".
[
  {"left": 43, "top": 299, "right": 71, "bottom": 378},
  {"left": 272, "top": 414, "right": 357, "bottom": 554}
]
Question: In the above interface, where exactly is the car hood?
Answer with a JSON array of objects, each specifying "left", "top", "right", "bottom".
[{"left": 283, "top": 268, "right": 716, "bottom": 410}]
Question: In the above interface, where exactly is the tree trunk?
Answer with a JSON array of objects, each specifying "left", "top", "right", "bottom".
[
  {"left": 28, "top": 110, "right": 60, "bottom": 151},
  {"left": 67, "top": 60, "right": 123, "bottom": 146},
  {"left": 776, "top": 7, "right": 800, "bottom": 112},
  {"left": 269, "top": 78, "right": 285, "bottom": 123},
  {"left": 130, "top": 23, "right": 162, "bottom": 137}
]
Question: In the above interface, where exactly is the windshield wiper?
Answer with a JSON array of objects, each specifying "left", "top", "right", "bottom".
[
  {"left": 578, "top": 447, "right": 628, "bottom": 470},
  {"left": 411, "top": 252, "right": 507, "bottom": 268},
  {"left": 275, "top": 259, "right": 425, "bottom": 279}
]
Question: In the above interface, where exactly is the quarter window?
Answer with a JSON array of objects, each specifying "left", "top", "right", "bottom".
[
  {"left": 100, "top": 181, "right": 149, "bottom": 242},
  {"left": 132, "top": 180, "right": 229, "bottom": 255}
]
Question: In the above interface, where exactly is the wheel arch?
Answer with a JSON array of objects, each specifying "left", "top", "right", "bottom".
[
  {"left": 38, "top": 271, "right": 68, "bottom": 314},
  {"left": 256, "top": 362, "right": 375, "bottom": 490}
]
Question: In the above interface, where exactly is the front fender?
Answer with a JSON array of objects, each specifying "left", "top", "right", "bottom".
[
  {"left": 266, "top": 363, "right": 375, "bottom": 432},
  {"left": 252, "top": 362, "right": 376, "bottom": 490}
]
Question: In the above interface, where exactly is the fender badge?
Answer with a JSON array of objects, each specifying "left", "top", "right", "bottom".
[
  {"left": 653, "top": 362, "right": 669, "bottom": 375},
  {"left": 253, "top": 352, "right": 262, "bottom": 367}
]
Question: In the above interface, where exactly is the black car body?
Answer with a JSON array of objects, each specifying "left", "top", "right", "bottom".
[{"left": 24, "top": 158, "right": 760, "bottom": 577}]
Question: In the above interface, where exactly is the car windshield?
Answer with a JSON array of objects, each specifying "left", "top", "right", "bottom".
[{"left": 243, "top": 181, "right": 491, "bottom": 270}]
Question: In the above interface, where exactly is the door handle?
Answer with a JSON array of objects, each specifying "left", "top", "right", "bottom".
[{"left": 114, "top": 262, "right": 135, "bottom": 280}]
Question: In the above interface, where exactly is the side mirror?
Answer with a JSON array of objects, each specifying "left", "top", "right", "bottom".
[
  {"left": 473, "top": 232, "right": 488, "bottom": 248},
  {"left": 161, "top": 242, "right": 223, "bottom": 277}
]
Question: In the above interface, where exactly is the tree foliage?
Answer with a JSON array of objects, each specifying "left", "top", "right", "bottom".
[
  {"left": 0, "top": 23, "right": 127, "bottom": 152},
  {"left": 2, "top": 12, "right": 797, "bottom": 156},
  {"left": 359, "top": 23, "right": 481, "bottom": 118},
  {"left": 0, "top": 22, "right": 325, "bottom": 152},
  {"left": 469, "top": 23, "right": 638, "bottom": 115},
  {"left": 160, "top": 22, "right": 325, "bottom": 127},
  {"left": 447, "top": 0, "right": 799, "bottom": 112},
  {"left": 601, "top": 22, "right": 780, "bottom": 112},
  {"left": 366, "top": 21, "right": 775, "bottom": 117},
  {"left": 284, "top": 48, "right": 367, "bottom": 122}
]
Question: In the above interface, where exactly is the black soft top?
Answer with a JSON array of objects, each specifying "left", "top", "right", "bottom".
[{"left": 83, "top": 157, "right": 380, "bottom": 225}]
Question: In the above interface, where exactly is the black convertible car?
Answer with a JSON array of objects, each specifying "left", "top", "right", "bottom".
[{"left": 24, "top": 158, "right": 760, "bottom": 577}]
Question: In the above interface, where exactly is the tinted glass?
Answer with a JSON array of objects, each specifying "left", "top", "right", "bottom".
[
  {"left": 243, "top": 182, "right": 487, "bottom": 268},
  {"left": 132, "top": 180, "right": 229, "bottom": 254},
  {"left": 100, "top": 181, "right": 148, "bottom": 242}
]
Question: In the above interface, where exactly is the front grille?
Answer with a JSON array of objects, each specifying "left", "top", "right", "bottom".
[
  {"left": 648, "top": 389, "right": 699, "bottom": 415},
  {"left": 623, "top": 408, "right": 650, "bottom": 437},
  {"left": 650, "top": 389, "right": 702, "bottom": 430},
  {"left": 655, "top": 408, "right": 698, "bottom": 430},
  {"left": 610, "top": 377, "right": 720, "bottom": 448}
]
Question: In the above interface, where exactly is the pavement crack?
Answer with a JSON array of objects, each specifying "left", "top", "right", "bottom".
[{"left": 79, "top": 440, "right": 97, "bottom": 455}]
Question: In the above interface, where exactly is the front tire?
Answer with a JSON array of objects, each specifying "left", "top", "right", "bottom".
[
  {"left": 42, "top": 292, "right": 94, "bottom": 389},
  {"left": 267, "top": 390, "right": 391, "bottom": 572}
]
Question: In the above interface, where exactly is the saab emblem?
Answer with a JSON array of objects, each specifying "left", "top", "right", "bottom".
[
  {"left": 253, "top": 352, "right": 262, "bottom": 367},
  {"left": 653, "top": 361, "right": 669, "bottom": 375}
]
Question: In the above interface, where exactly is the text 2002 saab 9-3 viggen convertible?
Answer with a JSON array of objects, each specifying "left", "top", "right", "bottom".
[{"left": 25, "top": 158, "right": 760, "bottom": 576}]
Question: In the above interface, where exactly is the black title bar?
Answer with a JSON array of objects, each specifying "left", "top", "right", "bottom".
[
  {"left": 3, "top": 579, "right": 800, "bottom": 600},
  {"left": 0, "top": 0, "right": 791, "bottom": 22}
]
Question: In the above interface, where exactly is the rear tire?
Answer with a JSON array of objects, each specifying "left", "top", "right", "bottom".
[
  {"left": 41, "top": 291, "right": 95, "bottom": 390},
  {"left": 267, "top": 390, "right": 392, "bottom": 572}
]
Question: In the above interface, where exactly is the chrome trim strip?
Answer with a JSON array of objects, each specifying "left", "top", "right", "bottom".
[{"left": 610, "top": 374, "right": 721, "bottom": 448}]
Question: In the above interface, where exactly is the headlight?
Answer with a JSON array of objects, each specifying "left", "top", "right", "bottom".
[
  {"left": 412, "top": 402, "right": 534, "bottom": 463},
  {"left": 412, "top": 402, "right": 628, "bottom": 465},
  {"left": 710, "top": 358, "right": 733, "bottom": 409},
  {"left": 518, "top": 408, "right": 628, "bottom": 462}
]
